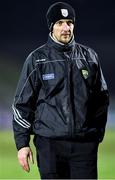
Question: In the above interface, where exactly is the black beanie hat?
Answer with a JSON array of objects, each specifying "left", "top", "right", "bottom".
[{"left": 46, "top": 2, "right": 76, "bottom": 30}]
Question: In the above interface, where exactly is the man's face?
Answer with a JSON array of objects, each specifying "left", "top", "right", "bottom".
[{"left": 52, "top": 19, "right": 74, "bottom": 44}]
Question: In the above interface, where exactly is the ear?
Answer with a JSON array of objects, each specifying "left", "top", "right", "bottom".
[{"left": 49, "top": 23, "right": 53, "bottom": 32}]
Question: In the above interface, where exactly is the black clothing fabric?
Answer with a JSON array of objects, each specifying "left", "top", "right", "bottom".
[
  {"left": 34, "top": 135, "right": 99, "bottom": 179},
  {"left": 46, "top": 2, "right": 76, "bottom": 30},
  {"left": 12, "top": 34, "right": 109, "bottom": 150}
]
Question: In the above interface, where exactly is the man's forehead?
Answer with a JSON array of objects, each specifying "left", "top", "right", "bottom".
[{"left": 55, "top": 19, "right": 73, "bottom": 23}]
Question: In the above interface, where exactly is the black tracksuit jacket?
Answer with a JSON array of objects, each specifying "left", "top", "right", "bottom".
[{"left": 12, "top": 35, "right": 109, "bottom": 150}]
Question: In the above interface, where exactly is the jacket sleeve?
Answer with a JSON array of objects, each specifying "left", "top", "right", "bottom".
[
  {"left": 12, "top": 53, "right": 40, "bottom": 150},
  {"left": 92, "top": 51, "right": 109, "bottom": 142}
]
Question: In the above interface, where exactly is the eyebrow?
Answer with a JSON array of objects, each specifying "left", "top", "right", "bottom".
[
  {"left": 57, "top": 19, "right": 73, "bottom": 23},
  {"left": 56, "top": 19, "right": 73, "bottom": 23}
]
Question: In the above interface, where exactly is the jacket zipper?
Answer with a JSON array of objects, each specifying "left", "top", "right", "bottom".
[{"left": 65, "top": 53, "right": 74, "bottom": 137}]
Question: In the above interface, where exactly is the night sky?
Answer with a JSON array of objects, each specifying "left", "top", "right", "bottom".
[{"left": 0, "top": 0, "right": 115, "bottom": 95}]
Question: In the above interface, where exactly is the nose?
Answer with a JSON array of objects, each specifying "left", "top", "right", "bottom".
[{"left": 62, "top": 22, "right": 70, "bottom": 31}]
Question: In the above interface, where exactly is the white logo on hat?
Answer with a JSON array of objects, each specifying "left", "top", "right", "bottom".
[{"left": 61, "top": 9, "right": 68, "bottom": 17}]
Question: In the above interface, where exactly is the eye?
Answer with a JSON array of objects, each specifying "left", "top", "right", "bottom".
[
  {"left": 56, "top": 21, "right": 63, "bottom": 26},
  {"left": 67, "top": 21, "right": 73, "bottom": 26}
]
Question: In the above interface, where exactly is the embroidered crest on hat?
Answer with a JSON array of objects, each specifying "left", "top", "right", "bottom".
[{"left": 61, "top": 9, "right": 68, "bottom": 17}]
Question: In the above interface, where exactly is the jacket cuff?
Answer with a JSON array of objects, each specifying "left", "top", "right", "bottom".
[{"left": 16, "top": 141, "right": 30, "bottom": 151}]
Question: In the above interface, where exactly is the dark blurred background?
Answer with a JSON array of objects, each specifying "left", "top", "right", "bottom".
[{"left": 0, "top": 0, "right": 115, "bottom": 129}]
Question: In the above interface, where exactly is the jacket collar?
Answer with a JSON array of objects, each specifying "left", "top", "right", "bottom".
[{"left": 47, "top": 33, "right": 75, "bottom": 52}]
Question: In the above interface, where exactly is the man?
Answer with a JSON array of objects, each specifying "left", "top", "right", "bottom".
[{"left": 12, "top": 2, "right": 109, "bottom": 179}]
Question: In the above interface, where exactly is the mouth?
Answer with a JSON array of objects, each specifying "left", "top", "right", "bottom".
[{"left": 61, "top": 34, "right": 70, "bottom": 37}]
